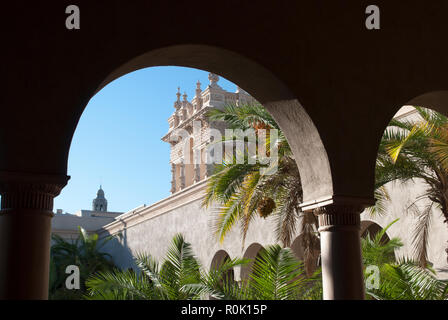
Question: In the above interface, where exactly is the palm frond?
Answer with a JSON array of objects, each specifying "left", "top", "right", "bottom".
[
  {"left": 409, "top": 203, "right": 433, "bottom": 268},
  {"left": 248, "top": 245, "right": 309, "bottom": 300}
]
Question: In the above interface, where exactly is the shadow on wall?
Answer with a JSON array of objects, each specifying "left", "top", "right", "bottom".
[{"left": 99, "top": 226, "right": 137, "bottom": 270}]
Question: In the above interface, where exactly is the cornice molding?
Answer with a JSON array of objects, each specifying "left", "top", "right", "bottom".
[{"left": 99, "top": 178, "right": 208, "bottom": 236}]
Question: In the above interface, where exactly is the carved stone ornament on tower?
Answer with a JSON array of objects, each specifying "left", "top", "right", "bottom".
[
  {"left": 180, "top": 162, "right": 186, "bottom": 189},
  {"left": 170, "top": 163, "right": 176, "bottom": 193},
  {"left": 208, "top": 73, "right": 221, "bottom": 89},
  {"left": 193, "top": 149, "right": 201, "bottom": 183},
  {"left": 174, "top": 87, "right": 181, "bottom": 110},
  {"left": 195, "top": 80, "right": 203, "bottom": 110}
]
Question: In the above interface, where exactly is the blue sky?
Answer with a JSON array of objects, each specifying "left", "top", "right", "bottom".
[{"left": 54, "top": 67, "right": 237, "bottom": 214}]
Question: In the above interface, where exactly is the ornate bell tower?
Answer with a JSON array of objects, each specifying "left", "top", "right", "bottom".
[
  {"left": 92, "top": 185, "right": 108, "bottom": 212},
  {"left": 162, "top": 73, "right": 254, "bottom": 194}
]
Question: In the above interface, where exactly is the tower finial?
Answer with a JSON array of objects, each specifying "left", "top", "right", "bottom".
[
  {"left": 195, "top": 80, "right": 202, "bottom": 98},
  {"left": 183, "top": 91, "right": 188, "bottom": 101},
  {"left": 176, "top": 87, "right": 181, "bottom": 101},
  {"left": 208, "top": 73, "right": 219, "bottom": 87}
]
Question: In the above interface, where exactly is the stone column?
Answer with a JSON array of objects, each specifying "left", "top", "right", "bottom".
[
  {"left": 193, "top": 150, "right": 201, "bottom": 183},
  {"left": 313, "top": 203, "right": 365, "bottom": 300},
  {"left": 0, "top": 171, "right": 69, "bottom": 299},
  {"left": 204, "top": 163, "right": 214, "bottom": 179},
  {"left": 170, "top": 163, "right": 176, "bottom": 193},
  {"left": 179, "top": 163, "right": 186, "bottom": 189}
]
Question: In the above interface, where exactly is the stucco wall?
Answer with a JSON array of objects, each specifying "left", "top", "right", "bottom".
[
  {"left": 100, "top": 176, "right": 448, "bottom": 281},
  {"left": 361, "top": 178, "right": 448, "bottom": 279},
  {"left": 100, "top": 181, "right": 282, "bottom": 280},
  {"left": 52, "top": 213, "right": 117, "bottom": 241}
]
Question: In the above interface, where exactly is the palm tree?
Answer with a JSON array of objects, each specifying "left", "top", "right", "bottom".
[
  {"left": 86, "top": 233, "right": 245, "bottom": 300},
  {"left": 191, "top": 245, "right": 322, "bottom": 300},
  {"left": 202, "top": 103, "right": 319, "bottom": 275},
  {"left": 86, "top": 233, "right": 322, "bottom": 300},
  {"left": 86, "top": 233, "right": 247, "bottom": 300},
  {"left": 361, "top": 219, "right": 448, "bottom": 300},
  {"left": 245, "top": 245, "right": 321, "bottom": 300},
  {"left": 376, "top": 106, "right": 448, "bottom": 266},
  {"left": 50, "top": 226, "right": 115, "bottom": 299},
  {"left": 366, "top": 259, "right": 448, "bottom": 300},
  {"left": 361, "top": 219, "right": 403, "bottom": 268}
]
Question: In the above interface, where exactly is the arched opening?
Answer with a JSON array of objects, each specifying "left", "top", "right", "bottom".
[
  {"left": 54, "top": 45, "right": 339, "bottom": 298},
  {"left": 1, "top": 44, "right": 342, "bottom": 300},
  {"left": 210, "top": 250, "right": 235, "bottom": 285},
  {"left": 240, "top": 243, "right": 265, "bottom": 282},
  {"left": 53, "top": 45, "right": 340, "bottom": 298},
  {"left": 370, "top": 92, "right": 448, "bottom": 276},
  {"left": 360, "top": 221, "right": 391, "bottom": 244},
  {"left": 83, "top": 45, "right": 333, "bottom": 205}
]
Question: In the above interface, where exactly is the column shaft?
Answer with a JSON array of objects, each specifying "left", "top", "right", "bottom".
[
  {"left": 0, "top": 172, "right": 68, "bottom": 299},
  {"left": 315, "top": 204, "right": 365, "bottom": 300}
]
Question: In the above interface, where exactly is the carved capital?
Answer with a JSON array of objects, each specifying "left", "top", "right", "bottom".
[
  {"left": 0, "top": 171, "right": 70, "bottom": 212},
  {"left": 314, "top": 204, "right": 364, "bottom": 232}
]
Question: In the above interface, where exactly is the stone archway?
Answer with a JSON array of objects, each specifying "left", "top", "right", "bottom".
[
  {"left": 240, "top": 243, "right": 265, "bottom": 282},
  {"left": 209, "top": 250, "right": 235, "bottom": 285},
  {"left": 361, "top": 220, "right": 391, "bottom": 243},
  {"left": 91, "top": 45, "right": 334, "bottom": 205}
]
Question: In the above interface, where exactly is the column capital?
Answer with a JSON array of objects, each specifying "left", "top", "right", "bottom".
[
  {"left": 0, "top": 171, "right": 70, "bottom": 212},
  {"left": 314, "top": 204, "right": 364, "bottom": 232}
]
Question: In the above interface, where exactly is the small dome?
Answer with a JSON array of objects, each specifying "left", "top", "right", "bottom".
[
  {"left": 93, "top": 185, "right": 108, "bottom": 212},
  {"left": 97, "top": 186, "right": 105, "bottom": 198}
]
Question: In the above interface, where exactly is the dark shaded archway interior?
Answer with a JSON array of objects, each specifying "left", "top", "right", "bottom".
[
  {"left": 240, "top": 243, "right": 265, "bottom": 281},
  {"left": 361, "top": 221, "right": 391, "bottom": 244},
  {"left": 210, "top": 250, "right": 235, "bottom": 285}
]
